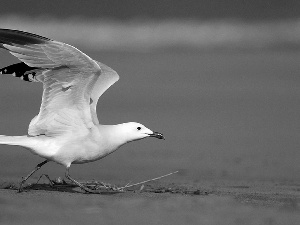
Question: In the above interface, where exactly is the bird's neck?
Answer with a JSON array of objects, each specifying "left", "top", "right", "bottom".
[{"left": 95, "top": 124, "right": 130, "bottom": 148}]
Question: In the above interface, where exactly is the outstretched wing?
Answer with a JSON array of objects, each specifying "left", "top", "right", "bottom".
[
  {"left": 91, "top": 61, "right": 119, "bottom": 124},
  {"left": 0, "top": 29, "right": 118, "bottom": 136}
]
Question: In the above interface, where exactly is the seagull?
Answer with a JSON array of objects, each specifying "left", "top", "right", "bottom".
[{"left": 0, "top": 28, "right": 164, "bottom": 193}]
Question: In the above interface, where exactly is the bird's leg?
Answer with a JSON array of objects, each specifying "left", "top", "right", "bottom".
[
  {"left": 18, "top": 160, "right": 49, "bottom": 192},
  {"left": 36, "top": 174, "right": 55, "bottom": 187},
  {"left": 65, "top": 167, "right": 102, "bottom": 194}
]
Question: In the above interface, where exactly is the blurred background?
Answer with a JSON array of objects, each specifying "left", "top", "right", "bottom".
[{"left": 0, "top": 0, "right": 299, "bottom": 184}]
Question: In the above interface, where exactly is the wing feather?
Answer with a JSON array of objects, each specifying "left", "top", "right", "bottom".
[
  {"left": 90, "top": 61, "right": 119, "bottom": 124},
  {"left": 0, "top": 29, "right": 119, "bottom": 136}
]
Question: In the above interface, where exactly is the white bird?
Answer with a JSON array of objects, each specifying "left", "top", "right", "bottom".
[{"left": 0, "top": 29, "right": 164, "bottom": 193}]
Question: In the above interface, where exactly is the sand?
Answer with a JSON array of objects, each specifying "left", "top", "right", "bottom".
[{"left": 0, "top": 178, "right": 299, "bottom": 225}]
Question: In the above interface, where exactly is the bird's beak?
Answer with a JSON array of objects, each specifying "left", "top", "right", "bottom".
[{"left": 149, "top": 131, "right": 165, "bottom": 140}]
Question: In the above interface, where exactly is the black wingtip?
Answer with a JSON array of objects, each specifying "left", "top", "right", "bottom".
[
  {"left": 0, "top": 28, "right": 51, "bottom": 46},
  {"left": 0, "top": 62, "right": 39, "bottom": 82}
]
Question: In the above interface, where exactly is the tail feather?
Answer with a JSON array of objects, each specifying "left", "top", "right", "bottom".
[
  {"left": 0, "top": 135, "right": 32, "bottom": 147},
  {"left": 0, "top": 62, "right": 41, "bottom": 82},
  {"left": 0, "top": 135, "right": 54, "bottom": 160}
]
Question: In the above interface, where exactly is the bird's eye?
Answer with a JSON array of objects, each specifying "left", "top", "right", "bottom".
[{"left": 137, "top": 127, "right": 141, "bottom": 130}]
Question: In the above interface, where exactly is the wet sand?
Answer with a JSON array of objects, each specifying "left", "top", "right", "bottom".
[{"left": 1, "top": 178, "right": 299, "bottom": 225}]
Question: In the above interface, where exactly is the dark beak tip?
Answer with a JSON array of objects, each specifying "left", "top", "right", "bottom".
[
  {"left": 151, "top": 131, "right": 165, "bottom": 140},
  {"left": 157, "top": 135, "right": 165, "bottom": 140}
]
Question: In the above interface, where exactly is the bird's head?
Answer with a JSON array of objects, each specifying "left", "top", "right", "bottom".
[{"left": 116, "top": 122, "right": 165, "bottom": 143}]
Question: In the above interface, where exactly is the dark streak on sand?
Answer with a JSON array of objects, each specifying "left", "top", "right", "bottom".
[
  {"left": 0, "top": 180, "right": 209, "bottom": 196},
  {"left": 1, "top": 179, "right": 299, "bottom": 209}
]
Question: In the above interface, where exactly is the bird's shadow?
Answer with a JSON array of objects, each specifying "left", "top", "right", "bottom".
[
  {"left": 1, "top": 178, "right": 210, "bottom": 196},
  {"left": 1, "top": 175, "right": 124, "bottom": 195},
  {"left": 28, "top": 183, "right": 122, "bottom": 195},
  {"left": 1, "top": 174, "right": 210, "bottom": 196}
]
